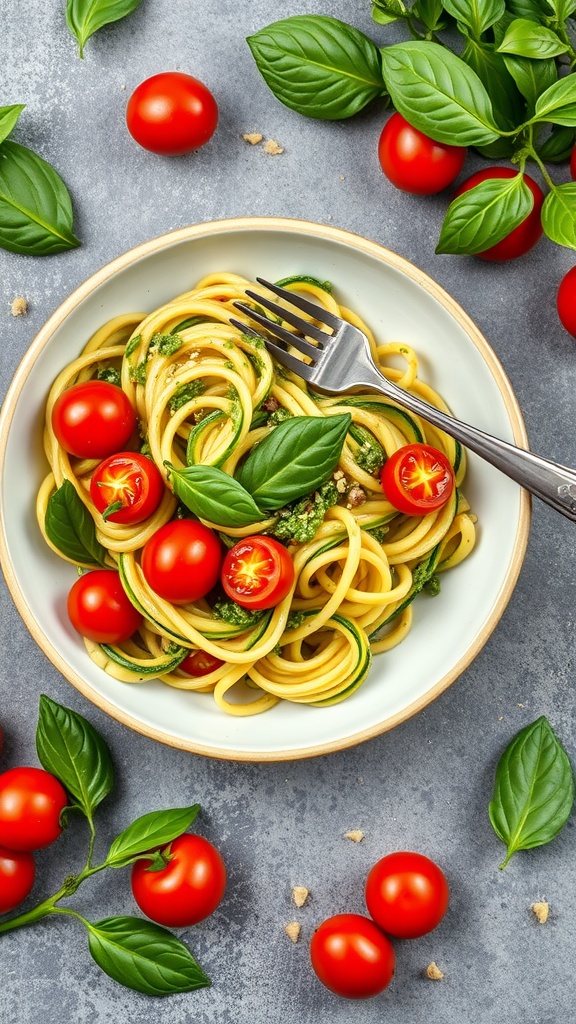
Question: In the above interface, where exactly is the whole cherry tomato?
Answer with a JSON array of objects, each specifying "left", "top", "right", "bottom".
[
  {"left": 557, "top": 265, "right": 576, "bottom": 337},
  {"left": 90, "top": 452, "right": 164, "bottom": 525},
  {"left": 221, "top": 535, "right": 295, "bottom": 610},
  {"left": 454, "top": 167, "right": 544, "bottom": 261},
  {"left": 0, "top": 845, "right": 35, "bottom": 913},
  {"left": 51, "top": 381, "right": 136, "bottom": 459},
  {"left": 381, "top": 443, "right": 455, "bottom": 516},
  {"left": 126, "top": 72, "right": 218, "bottom": 156},
  {"left": 365, "top": 851, "right": 449, "bottom": 939},
  {"left": 141, "top": 519, "right": 222, "bottom": 604},
  {"left": 310, "top": 913, "right": 395, "bottom": 999},
  {"left": 378, "top": 113, "right": 466, "bottom": 195},
  {"left": 180, "top": 650, "right": 224, "bottom": 676},
  {"left": 0, "top": 767, "right": 68, "bottom": 852},
  {"left": 131, "top": 833, "right": 227, "bottom": 927},
  {"left": 67, "top": 569, "right": 143, "bottom": 644}
]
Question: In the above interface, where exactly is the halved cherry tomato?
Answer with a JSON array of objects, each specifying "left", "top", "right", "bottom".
[
  {"left": 141, "top": 519, "right": 222, "bottom": 605},
  {"left": 90, "top": 452, "right": 164, "bottom": 525},
  {"left": 0, "top": 845, "right": 35, "bottom": 913},
  {"left": 67, "top": 569, "right": 143, "bottom": 644},
  {"left": 180, "top": 650, "right": 224, "bottom": 676},
  {"left": 51, "top": 381, "right": 136, "bottom": 459},
  {"left": 381, "top": 443, "right": 455, "bottom": 516},
  {"left": 221, "top": 535, "right": 295, "bottom": 610}
]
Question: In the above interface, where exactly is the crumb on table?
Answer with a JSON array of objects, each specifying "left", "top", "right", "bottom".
[
  {"left": 344, "top": 830, "right": 365, "bottom": 843},
  {"left": 242, "top": 132, "right": 263, "bottom": 145},
  {"left": 425, "top": 962, "right": 445, "bottom": 980},
  {"left": 292, "top": 886, "right": 309, "bottom": 908},
  {"left": 263, "top": 139, "right": 284, "bottom": 155},
  {"left": 11, "top": 296, "right": 28, "bottom": 316},
  {"left": 284, "top": 922, "right": 301, "bottom": 943},
  {"left": 531, "top": 901, "right": 550, "bottom": 924}
]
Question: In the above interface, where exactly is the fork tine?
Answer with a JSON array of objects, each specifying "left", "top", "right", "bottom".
[
  {"left": 256, "top": 278, "right": 342, "bottom": 330},
  {"left": 243, "top": 288, "right": 329, "bottom": 344},
  {"left": 233, "top": 302, "right": 320, "bottom": 361},
  {"left": 260, "top": 337, "right": 316, "bottom": 380}
]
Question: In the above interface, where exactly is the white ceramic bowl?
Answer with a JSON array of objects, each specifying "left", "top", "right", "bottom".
[{"left": 0, "top": 218, "right": 530, "bottom": 760}]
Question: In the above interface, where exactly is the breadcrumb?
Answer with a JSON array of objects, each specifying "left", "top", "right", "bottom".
[
  {"left": 285, "top": 922, "right": 301, "bottom": 943},
  {"left": 11, "top": 296, "right": 28, "bottom": 316},
  {"left": 344, "top": 830, "right": 365, "bottom": 843},
  {"left": 263, "top": 139, "right": 284, "bottom": 155},
  {"left": 242, "top": 132, "right": 263, "bottom": 145},
  {"left": 292, "top": 886, "right": 309, "bottom": 908},
  {"left": 531, "top": 901, "right": 550, "bottom": 924},
  {"left": 425, "top": 962, "right": 444, "bottom": 980}
]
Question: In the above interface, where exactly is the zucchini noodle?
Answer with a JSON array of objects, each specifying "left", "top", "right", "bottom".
[{"left": 37, "top": 272, "right": 477, "bottom": 716}]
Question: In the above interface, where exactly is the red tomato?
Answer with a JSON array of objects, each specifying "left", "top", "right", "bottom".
[
  {"left": 180, "top": 650, "right": 224, "bottom": 676},
  {"left": 557, "top": 265, "right": 576, "bottom": 337},
  {"left": 455, "top": 167, "right": 544, "bottom": 261},
  {"left": 571, "top": 145, "right": 576, "bottom": 180},
  {"left": 378, "top": 113, "right": 466, "bottom": 195},
  {"left": 0, "top": 845, "right": 35, "bottom": 913},
  {"left": 221, "top": 535, "right": 295, "bottom": 610},
  {"left": 51, "top": 381, "right": 136, "bottom": 459},
  {"left": 310, "top": 913, "right": 395, "bottom": 999},
  {"left": 67, "top": 569, "right": 143, "bottom": 644},
  {"left": 126, "top": 72, "right": 218, "bottom": 156},
  {"left": 141, "top": 519, "right": 222, "bottom": 605},
  {"left": 90, "top": 452, "right": 164, "bottom": 525},
  {"left": 0, "top": 767, "right": 68, "bottom": 852},
  {"left": 131, "top": 833, "right": 226, "bottom": 927},
  {"left": 365, "top": 851, "right": 449, "bottom": 939},
  {"left": 381, "top": 443, "right": 455, "bottom": 516}
]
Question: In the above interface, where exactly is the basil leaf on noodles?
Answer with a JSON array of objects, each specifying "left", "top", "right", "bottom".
[
  {"left": 45, "top": 480, "right": 107, "bottom": 566},
  {"left": 237, "top": 414, "right": 351, "bottom": 511},
  {"left": 166, "top": 463, "right": 263, "bottom": 527}
]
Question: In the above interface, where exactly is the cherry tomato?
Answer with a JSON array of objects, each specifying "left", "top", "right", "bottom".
[
  {"left": 0, "top": 767, "right": 68, "bottom": 852},
  {"left": 180, "top": 649, "right": 224, "bottom": 676},
  {"left": 365, "top": 851, "right": 449, "bottom": 939},
  {"left": 126, "top": 72, "right": 218, "bottom": 156},
  {"left": 557, "top": 265, "right": 576, "bottom": 337},
  {"left": 570, "top": 145, "right": 576, "bottom": 180},
  {"left": 90, "top": 452, "right": 164, "bottom": 525},
  {"left": 131, "top": 833, "right": 226, "bottom": 927},
  {"left": 381, "top": 443, "right": 455, "bottom": 516},
  {"left": 455, "top": 167, "right": 544, "bottom": 261},
  {"left": 310, "top": 913, "right": 395, "bottom": 999},
  {"left": 378, "top": 113, "right": 466, "bottom": 195},
  {"left": 141, "top": 519, "right": 222, "bottom": 605},
  {"left": 0, "top": 845, "right": 35, "bottom": 913},
  {"left": 51, "top": 381, "right": 136, "bottom": 459},
  {"left": 221, "top": 535, "right": 295, "bottom": 610},
  {"left": 67, "top": 569, "right": 143, "bottom": 644}
]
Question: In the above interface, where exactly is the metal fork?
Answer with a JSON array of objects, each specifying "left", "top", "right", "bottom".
[{"left": 230, "top": 277, "right": 576, "bottom": 522}]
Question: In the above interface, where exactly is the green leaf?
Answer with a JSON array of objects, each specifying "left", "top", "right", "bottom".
[
  {"left": 45, "top": 480, "right": 107, "bottom": 566},
  {"left": 380, "top": 41, "right": 501, "bottom": 146},
  {"left": 545, "top": 0, "right": 576, "bottom": 18},
  {"left": 166, "top": 463, "right": 263, "bottom": 527},
  {"left": 0, "top": 141, "right": 80, "bottom": 256},
  {"left": 85, "top": 916, "right": 210, "bottom": 995},
  {"left": 489, "top": 716, "right": 574, "bottom": 868},
  {"left": 246, "top": 15, "right": 386, "bottom": 120},
  {"left": 237, "top": 413, "right": 351, "bottom": 512},
  {"left": 541, "top": 184, "right": 576, "bottom": 249},
  {"left": 66, "top": 0, "right": 145, "bottom": 58},
  {"left": 36, "top": 694, "right": 114, "bottom": 820},
  {"left": 436, "top": 173, "right": 534, "bottom": 255},
  {"left": 441, "top": 0, "right": 505, "bottom": 37},
  {"left": 506, "top": 0, "right": 545, "bottom": 20},
  {"left": 536, "top": 124, "right": 576, "bottom": 162},
  {"left": 461, "top": 39, "right": 525, "bottom": 129},
  {"left": 413, "top": 0, "right": 451, "bottom": 32},
  {"left": 0, "top": 105, "right": 25, "bottom": 146},
  {"left": 502, "top": 54, "right": 558, "bottom": 113},
  {"left": 105, "top": 806, "right": 201, "bottom": 868},
  {"left": 533, "top": 74, "right": 576, "bottom": 126},
  {"left": 496, "top": 18, "right": 568, "bottom": 58}
]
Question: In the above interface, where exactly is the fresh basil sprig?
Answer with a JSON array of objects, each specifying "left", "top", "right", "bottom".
[
  {"left": 66, "top": 0, "right": 145, "bottom": 58},
  {"left": 489, "top": 716, "right": 574, "bottom": 869},
  {"left": 166, "top": 463, "right": 264, "bottom": 527},
  {"left": 45, "top": 479, "right": 107, "bottom": 566}
]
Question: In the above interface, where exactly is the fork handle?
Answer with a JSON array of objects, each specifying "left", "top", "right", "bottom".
[{"left": 363, "top": 368, "right": 576, "bottom": 522}]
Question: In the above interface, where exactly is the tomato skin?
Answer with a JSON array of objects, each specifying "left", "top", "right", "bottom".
[
  {"left": 381, "top": 443, "right": 454, "bottom": 516},
  {"left": 131, "top": 833, "right": 226, "bottom": 927},
  {"left": 310, "top": 913, "right": 395, "bottom": 999},
  {"left": 221, "top": 535, "right": 295, "bottom": 610},
  {"left": 51, "top": 381, "right": 136, "bottom": 459},
  {"left": 0, "top": 845, "right": 35, "bottom": 913},
  {"left": 180, "top": 650, "right": 224, "bottom": 676},
  {"left": 90, "top": 452, "right": 164, "bottom": 525},
  {"left": 365, "top": 852, "right": 449, "bottom": 940},
  {"left": 455, "top": 167, "right": 544, "bottom": 261},
  {"left": 126, "top": 72, "right": 218, "bottom": 156},
  {"left": 378, "top": 113, "right": 466, "bottom": 195},
  {"left": 571, "top": 145, "right": 576, "bottom": 180},
  {"left": 141, "top": 519, "right": 222, "bottom": 605},
  {"left": 557, "top": 265, "right": 576, "bottom": 337},
  {"left": 67, "top": 569, "right": 143, "bottom": 644},
  {"left": 0, "top": 767, "right": 68, "bottom": 852}
]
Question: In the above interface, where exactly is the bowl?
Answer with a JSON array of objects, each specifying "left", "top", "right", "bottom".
[{"left": 0, "top": 217, "right": 530, "bottom": 760}]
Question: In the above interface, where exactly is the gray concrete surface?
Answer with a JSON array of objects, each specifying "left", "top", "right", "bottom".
[{"left": 1, "top": 1, "right": 575, "bottom": 1021}]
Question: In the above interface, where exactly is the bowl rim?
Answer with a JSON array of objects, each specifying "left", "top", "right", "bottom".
[{"left": 0, "top": 216, "right": 531, "bottom": 760}]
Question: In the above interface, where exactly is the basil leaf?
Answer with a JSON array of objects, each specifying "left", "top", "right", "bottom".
[
  {"left": 36, "top": 694, "right": 114, "bottom": 820},
  {"left": 166, "top": 463, "right": 262, "bottom": 527},
  {"left": 0, "top": 141, "right": 79, "bottom": 256},
  {"left": 502, "top": 54, "right": 558, "bottom": 113},
  {"left": 545, "top": 0, "right": 576, "bottom": 18},
  {"left": 380, "top": 41, "right": 501, "bottom": 146},
  {"left": 541, "top": 184, "right": 576, "bottom": 249},
  {"left": 489, "top": 716, "right": 574, "bottom": 869},
  {"left": 537, "top": 124, "right": 576, "bottom": 163},
  {"left": 237, "top": 413, "right": 351, "bottom": 512},
  {"left": 0, "top": 104, "right": 25, "bottom": 145},
  {"left": 461, "top": 39, "right": 525, "bottom": 130},
  {"left": 496, "top": 18, "right": 568, "bottom": 58},
  {"left": 66, "top": 0, "right": 145, "bottom": 58},
  {"left": 441, "top": 0, "right": 505, "bottom": 37},
  {"left": 436, "top": 173, "right": 534, "bottom": 254},
  {"left": 85, "top": 916, "right": 210, "bottom": 995},
  {"left": 533, "top": 74, "right": 576, "bottom": 126},
  {"left": 247, "top": 15, "right": 385, "bottom": 120},
  {"left": 105, "top": 806, "right": 201, "bottom": 868},
  {"left": 45, "top": 479, "right": 107, "bottom": 566},
  {"left": 506, "top": 0, "right": 545, "bottom": 20},
  {"left": 413, "top": 0, "right": 451, "bottom": 32}
]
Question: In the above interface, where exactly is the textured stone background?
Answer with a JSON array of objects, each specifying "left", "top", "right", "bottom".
[{"left": 1, "top": 1, "right": 575, "bottom": 1021}]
